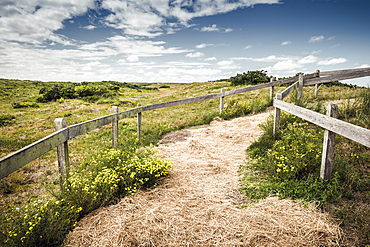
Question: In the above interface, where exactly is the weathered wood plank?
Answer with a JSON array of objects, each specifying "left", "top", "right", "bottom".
[
  {"left": 319, "top": 67, "right": 370, "bottom": 76},
  {"left": 305, "top": 69, "right": 370, "bottom": 86},
  {"left": 274, "top": 99, "right": 370, "bottom": 147},
  {"left": 137, "top": 103, "right": 142, "bottom": 138},
  {"left": 220, "top": 88, "right": 225, "bottom": 114},
  {"left": 112, "top": 106, "right": 119, "bottom": 148},
  {"left": 117, "top": 107, "right": 142, "bottom": 120},
  {"left": 298, "top": 74, "right": 304, "bottom": 101},
  {"left": 55, "top": 118, "right": 70, "bottom": 190},
  {"left": 68, "top": 114, "right": 115, "bottom": 139},
  {"left": 273, "top": 93, "right": 282, "bottom": 136},
  {"left": 142, "top": 93, "right": 222, "bottom": 111},
  {"left": 0, "top": 129, "right": 68, "bottom": 180},
  {"left": 320, "top": 104, "right": 338, "bottom": 180},
  {"left": 281, "top": 81, "right": 298, "bottom": 100}
]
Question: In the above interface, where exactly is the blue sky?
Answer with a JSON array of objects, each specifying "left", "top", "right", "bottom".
[{"left": 0, "top": 0, "right": 369, "bottom": 85}]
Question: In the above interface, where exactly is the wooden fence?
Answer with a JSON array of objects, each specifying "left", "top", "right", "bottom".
[
  {"left": 1, "top": 67, "right": 370, "bottom": 186},
  {"left": 273, "top": 68, "right": 370, "bottom": 180}
]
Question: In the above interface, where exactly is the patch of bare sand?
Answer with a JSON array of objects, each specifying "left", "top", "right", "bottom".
[{"left": 65, "top": 112, "right": 341, "bottom": 246}]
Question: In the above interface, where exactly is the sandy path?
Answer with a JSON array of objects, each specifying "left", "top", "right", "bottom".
[{"left": 65, "top": 113, "right": 341, "bottom": 246}]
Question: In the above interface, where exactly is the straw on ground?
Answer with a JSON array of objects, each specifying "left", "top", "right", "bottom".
[{"left": 65, "top": 112, "right": 341, "bottom": 246}]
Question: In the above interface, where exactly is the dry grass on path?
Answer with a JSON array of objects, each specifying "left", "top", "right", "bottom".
[{"left": 65, "top": 113, "right": 341, "bottom": 246}]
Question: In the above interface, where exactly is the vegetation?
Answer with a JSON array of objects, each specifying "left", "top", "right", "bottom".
[
  {"left": 0, "top": 114, "right": 15, "bottom": 127},
  {"left": 0, "top": 77, "right": 369, "bottom": 246},
  {"left": 229, "top": 70, "right": 270, "bottom": 86},
  {"left": 2, "top": 142, "right": 172, "bottom": 246},
  {"left": 242, "top": 87, "right": 370, "bottom": 246}
]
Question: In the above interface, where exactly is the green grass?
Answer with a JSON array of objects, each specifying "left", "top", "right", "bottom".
[
  {"left": 242, "top": 87, "right": 370, "bottom": 246},
  {"left": 1, "top": 78, "right": 369, "bottom": 246}
]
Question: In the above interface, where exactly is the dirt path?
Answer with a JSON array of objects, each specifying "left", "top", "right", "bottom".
[{"left": 65, "top": 113, "right": 341, "bottom": 246}]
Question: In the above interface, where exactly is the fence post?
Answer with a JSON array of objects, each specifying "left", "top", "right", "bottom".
[
  {"left": 270, "top": 77, "right": 276, "bottom": 99},
  {"left": 298, "top": 73, "right": 304, "bottom": 102},
  {"left": 320, "top": 104, "right": 338, "bottom": 180},
  {"left": 137, "top": 103, "right": 142, "bottom": 138},
  {"left": 314, "top": 70, "right": 320, "bottom": 98},
  {"left": 220, "top": 88, "right": 225, "bottom": 114},
  {"left": 112, "top": 106, "right": 119, "bottom": 148},
  {"left": 55, "top": 118, "right": 69, "bottom": 191},
  {"left": 273, "top": 93, "right": 282, "bottom": 137}
]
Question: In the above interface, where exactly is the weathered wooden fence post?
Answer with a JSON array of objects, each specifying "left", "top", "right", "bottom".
[
  {"left": 270, "top": 77, "right": 276, "bottom": 99},
  {"left": 137, "top": 103, "right": 142, "bottom": 138},
  {"left": 298, "top": 73, "right": 304, "bottom": 102},
  {"left": 55, "top": 118, "right": 69, "bottom": 190},
  {"left": 112, "top": 106, "right": 119, "bottom": 148},
  {"left": 314, "top": 70, "right": 320, "bottom": 98},
  {"left": 220, "top": 88, "right": 225, "bottom": 114},
  {"left": 320, "top": 104, "right": 338, "bottom": 180},
  {"left": 273, "top": 93, "right": 282, "bottom": 137}
]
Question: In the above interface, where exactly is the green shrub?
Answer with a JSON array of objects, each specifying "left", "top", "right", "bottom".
[
  {"left": 263, "top": 122, "right": 323, "bottom": 181},
  {"left": 230, "top": 70, "right": 270, "bottom": 86},
  {"left": 0, "top": 114, "right": 15, "bottom": 127},
  {"left": 1, "top": 198, "right": 82, "bottom": 247},
  {"left": 11, "top": 102, "right": 39, "bottom": 109},
  {"left": 1, "top": 143, "right": 173, "bottom": 246},
  {"left": 36, "top": 83, "right": 118, "bottom": 103},
  {"left": 58, "top": 145, "right": 173, "bottom": 214},
  {"left": 159, "top": 85, "right": 170, "bottom": 89},
  {"left": 247, "top": 112, "right": 304, "bottom": 158},
  {"left": 242, "top": 113, "right": 341, "bottom": 206}
]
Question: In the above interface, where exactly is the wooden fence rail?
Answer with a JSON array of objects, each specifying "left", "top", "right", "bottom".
[
  {"left": 1, "top": 67, "right": 369, "bottom": 184},
  {"left": 274, "top": 99, "right": 370, "bottom": 148}
]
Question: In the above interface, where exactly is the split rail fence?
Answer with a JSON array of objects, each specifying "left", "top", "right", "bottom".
[{"left": 1, "top": 67, "right": 370, "bottom": 188}]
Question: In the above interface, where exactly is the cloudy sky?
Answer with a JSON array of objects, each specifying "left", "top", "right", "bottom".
[{"left": 0, "top": 0, "right": 369, "bottom": 85}]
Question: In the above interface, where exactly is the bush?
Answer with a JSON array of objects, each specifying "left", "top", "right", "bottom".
[
  {"left": 242, "top": 113, "right": 342, "bottom": 206},
  {"left": 262, "top": 122, "right": 323, "bottom": 181},
  {"left": 1, "top": 198, "right": 82, "bottom": 247},
  {"left": 159, "top": 85, "right": 170, "bottom": 89},
  {"left": 1, "top": 143, "right": 173, "bottom": 246},
  {"left": 230, "top": 70, "right": 270, "bottom": 86},
  {"left": 11, "top": 102, "right": 39, "bottom": 109},
  {"left": 0, "top": 114, "right": 15, "bottom": 127},
  {"left": 36, "top": 83, "right": 117, "bottom": 103},
  {"left": 58, "top": 145, "right": 173, "bottom": 214}
]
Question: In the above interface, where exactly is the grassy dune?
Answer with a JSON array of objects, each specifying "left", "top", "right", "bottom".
[{"left": 0, "top": 78, "right": 369, "bottom": 246}]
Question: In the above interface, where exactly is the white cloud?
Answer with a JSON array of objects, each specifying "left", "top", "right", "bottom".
[
  {"left": 265, "top": 59, "right": 303, "bottom": 72},
  {"left": 196, "top": 43, "right": 213, "bottom": 49},
  {"left": 0, "top": 0, "right": 95, "bottom": 44},
  {"left": 309, "top": 35, "right": 325, "bottom": 43},
  {"left": 317, "top": 57, "right": 347, "bottom": 65},
  {"left": 205, "top": 57, "right": 217, "bottom": 61},
  {"left": 231, "top": 55, "right": 294, "bottom": 62},
  {"left": 200, "top": 24, "right": 233, "bottom": 33},
  {"left": 244, "top": 45, "right": 252, "bottom": 49},
  {"left": 217, "top": 60, "right": 240, "bottom": 70},
  {"left": 298, "top": 55, "right": 318, "bottom": 64},
  {"left": 186, "top": 52, "right": 205, "bottom": 58},
  {"left": 281, "top": 41, "right": 291, "bottom": 46},
  {"left": 201, "top": 24, "right": 220, "bottom": 32},
  {"left": 82, "top": 25, "right": 96, "bottom": 30},
  {"left": 358, "top": 64, "right": 370, "bottom": 68},
  {"left": 327, "top": 36, "right": 335, "bottom": 41},
  {"left": 127, "top": 55, "right": 139, "bottom": 62}
]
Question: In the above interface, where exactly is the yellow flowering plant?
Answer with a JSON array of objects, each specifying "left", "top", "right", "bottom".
[
  {"left": 263, "top": 122, "right": 324, "bottom": 182},
  {"left": 1, "top": 197, "right": 82, "bottom": 247},
  {"left": 59, "top": 144, "right": 173, "bottom": 215}
]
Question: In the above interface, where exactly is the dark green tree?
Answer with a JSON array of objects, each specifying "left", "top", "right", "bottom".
[{"left": 230, "top": 70, "right": 270, "bottom": 86}]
